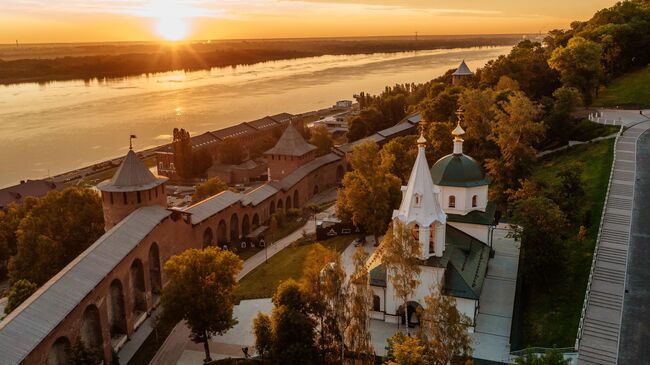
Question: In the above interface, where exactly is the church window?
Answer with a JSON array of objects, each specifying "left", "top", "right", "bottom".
[
  {"left": 449, "top": 195, "right": 456, "bottom": 208},
  {"left": 137, "top": 191, "right": 141, "bottom": 204},
  {"left": 414, "top": 194, "right": 421, "bottom": 206},
  {"left": 429, "top": 225, "right": 436, "bottom": 253},
  {"left": 472, "top": 195, "right": 477, "bottom": 208},
  {"left": 373, "top": 295, "right": 381, "bottom": 311},
  {"left": 412, "top": 224, "right": 420, "bottom": 241}
]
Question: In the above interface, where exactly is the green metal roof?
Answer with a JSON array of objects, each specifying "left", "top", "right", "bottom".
[
  {"left": 430, "top": 153, "right": 490, "bottom": 187},
  {"left": 369, "top": 264, "right": 387, "bottom": 287},
  {"left": 447, "top": 201, "right": 497, "bottom": 226}
]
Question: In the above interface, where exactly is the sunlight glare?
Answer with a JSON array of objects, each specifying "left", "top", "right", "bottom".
[{"left": 149, "top": 0, "right": 191, "bottom": 41}]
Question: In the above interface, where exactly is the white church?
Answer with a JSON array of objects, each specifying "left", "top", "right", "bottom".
[{"left": 367, "top": 121, "right": 496, "bottom": 330}]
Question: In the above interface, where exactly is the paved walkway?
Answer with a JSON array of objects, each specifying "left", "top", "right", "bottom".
[{"left": 577, "top": 109, "right": 650, "bottom": 365}]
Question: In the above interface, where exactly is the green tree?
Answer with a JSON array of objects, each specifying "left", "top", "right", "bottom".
[
  {"left": 337, "top": 141, "right": 402, "bottom": 241},
  {"left": 552, "top": 163, "right": 585, "bottom": 221},
  {"left": 346, "top": 247, "right": 375, "bottom": 364},
  {"left": 381, "top": 220, "right": 421, "bottom": 335},
  {"left": 253, "top": 312, "right": 273, "bottom": 364},
  {"left": 4, "top": 279, "right": 37, "bottom": 314},
  {"left": 548, "top": 36, "right": 603, "bottom": 104},
  {"left": 380, "top": 136, "right": 418, "bottom": 183},
  {"left": 458, "top": 88, "right": 498, "bottom": 162},
  {"left": 192, "top": 177, "right": 230, "bottom": 204},
  {"left": 347, "top": 117, "right": 369, "bottom": 142},
  {"left": 172, "top": 128, "right": 193, "bottom": 179},
  {"left": 423, "top": 121, "right": 454, "bottom": 163},
  {"left": 420, "top": 87, "right": 461, "bottom": 122},
  {"left": 68, "top": 340, "right": 99, "bottom": 365},
  {"left": 515, "top": 347, "right": 570, "bottom": 365},
  {"left": 309, "top": 125, "right": 334, "bottom": 156},
  {"left": 160, "top": 247, "right": 243, "bottom": 363},
  {"left": 8, "top": 188, "right": 104, "bottom": 286}
]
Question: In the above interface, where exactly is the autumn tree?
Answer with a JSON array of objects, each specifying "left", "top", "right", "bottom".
[
  {"left": 4, "top": 279, "right": 37, "bottom": 314},
  {"left": 380, "top": 136, "right": 418, "bottom": 183},
  {"left": 381, "top": 220, "right": 421, "bottom": 334},
  {"left": 458, "top": 88, "right": 498, "bottom": 162},
  {"left": 253, "top": 312, "right": 273, "bottom": 364},
  {"left": 418, "top": 290, "right": 473, "bottom": 365},
  {"left": 309, "top": 125, "right": 335, "bottom": 156},
  {"left": 8, "top": 188, "right": 104, "bottom": 286},
  {"left": 347, "top": 117, "right": 369, "bottom": 142},
  {"left": 346, "top": 246, "right": 375, "bottom": 364},
  {"left": 548, "top": 36, "right": 603, "bottom": 104},
  {"left": 485, "top": 91, "right": 545, "bottom": 206},
  {"left": 385, "top": 333, "right": 426, "bottom": 365},
  {"left": 192, "top": 177, "right": 230, "bottom": 203},
  {"left": 420, "top": 87, "right": 461, "bottom": 122},
  {"left": 160, "top": 247, "right": 243, "bottom": 363},
  {"left": 337, "top": 141, "right": 402, "bottom": 241},
  {"left": 423, "top": 121, "right": 454, "bottom": 163}
]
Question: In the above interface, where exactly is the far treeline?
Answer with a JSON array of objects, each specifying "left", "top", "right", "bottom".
[{"left": 0, "top": 35, "right": 526, "bottom": 84}]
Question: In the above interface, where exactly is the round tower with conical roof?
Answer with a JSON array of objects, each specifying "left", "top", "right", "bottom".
[
  {"left": 97, "top": 148, "right": 168, "bottom": 230},
  {"left": 451, "top": 60, "right": 474, "bottom": 86}
]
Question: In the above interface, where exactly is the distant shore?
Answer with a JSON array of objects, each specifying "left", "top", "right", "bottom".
[{"left": 0, "top": 35, "right": 532, "bottom": 85}]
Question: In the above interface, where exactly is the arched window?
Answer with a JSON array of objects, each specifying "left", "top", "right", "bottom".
[
  {"left": 429, "top": 225, "right": 436, "bottom": 254},
  {"left": 412, "top": 224, "right": 419, "bottom": 241},
  {"left": 373, "top": 295, "right": 381, "bottom": 311},
  {"left": 472, "top": 195, "right": 478, "bottom": 208},
  {"left": 414, "top": 194, "right": 421, "bottom": 206},
  {"left": 449, "top": 195, "right": 456, "bottom": 208}
]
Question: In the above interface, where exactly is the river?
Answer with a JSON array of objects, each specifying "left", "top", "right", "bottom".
[{"left": 0, "top": 46, "right": 511, "bottom": 188}]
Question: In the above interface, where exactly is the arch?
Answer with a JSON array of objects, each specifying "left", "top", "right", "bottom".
[
  {"left": 396, "top": 301, "right": 422, "bottom": 328},
  {"left": 286, "top": 196, "right": 292, "bottom": 210},
  {"left": 252, "top": 213, "right": 260, "bottom": 229},
  {"left": 149, "top": 243, "right": 162, "bottom": 303},
  {"left": 412, "top": 224, "right": 420, "bottom": 241},
  {"left": 336, "top": 165, "right": 344, "bottom": 181},
  {"left": 130, "top": 259, "right": 147, "bottom": 316},
  {"left": 203, "top": 227, "right": 214, "bottom": 248},
  {"left": 449, "top": 195, "right": 456, "bottom": 208},
  {"left": 108, "top": 279, "right": 127, "bottom": 341},
  {"left": 472, "top": 195, "right": 478, "bottom": 208},
  {"left": 242, "top": 215, "right": 250, "bottom": 237},
  {"left": 47, "top": 337, "right": 71, "bottom": 365},
  {"left": 372, "top": 295, "right": 381, "bottom": 312},
  {"left": 277, "top": 198, "right": 284, "bottom": 211},
  {"left": 217, "top": 220, "right": 228, "bottom": 244},
  {"left": 293, "top": 190, "right": 299, "bottom": 209},
  {"left": 269, "top": 201, "right": 276, "bottom": 216},
  {"left": 80, "top": 304, "right": 104, "bottom": 361},
  {"left": 230, "top": 213, "right": 239, "bottom": 242},
  {"left": 313, "top": 185, "right": 319, "bottom": 196}
]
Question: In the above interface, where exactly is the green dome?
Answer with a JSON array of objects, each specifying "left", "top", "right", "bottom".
[{"left": 430, "top": 153, "right": 489, "bottom": 187}]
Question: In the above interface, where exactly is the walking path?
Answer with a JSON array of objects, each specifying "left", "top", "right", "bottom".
[
  {"left": 147, "top": 205, "right": 335, "bottom": 365},
  {"left": 576, "top": 109, "right": 650, "bottom": 365}
]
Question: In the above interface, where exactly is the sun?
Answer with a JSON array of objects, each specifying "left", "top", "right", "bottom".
[{"left": 156, "top": 16, "right": 189, "bottom": 41}]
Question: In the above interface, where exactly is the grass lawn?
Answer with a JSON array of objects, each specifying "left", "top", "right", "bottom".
[
  {"left": 569, "top": 119, "right": 620, "bottom": 142},
  {"left": 594, "top": 65, "right": 650, "bottom": 109},
  {"left": 234, "top": 234, "right": 359, "bottom": 300},
  {"left": 519, "top": 139, "right": 615, "bottom": 348}
]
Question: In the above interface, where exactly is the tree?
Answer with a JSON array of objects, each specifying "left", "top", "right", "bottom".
[
  {"left": 4, "top": 279, "right": 37, "bottom": 314},
  {"left": 192, "top": 177, "right": 230, "bottom": 204},
  {"left": 544, "top": 86, "right": 584, "bottom": 145},
  {"left": 253, "top": 312, "right": 273, "bottom": 364},
  {"left": 485, "top": 91, "right": 545, "bottom": 206},
  {"left": 160, "top": 247, "right": 243, "bottom": 363},
  {"left": 346, "top": 247, "right": 375, "bottom": 364},
  {"left": 172, "top": 128, "right": 193, "bottom": 179},
  {"left": 423, "top": 121, "right": 454, "bottom": 164},
  {"left": 552, "top": 163, "right": 585, "bottom": 221},
  {"left": 217, "top": 137, "right": 246, "bottom": 165},
  {"left": 347, "top": 117, "right": 369, "bottom": 142},
  {"left": 309, "top": 125, "right": 334, "bottom": 156},
  {"left": 420, "top": 87, "right": 461, "bottom": 122},
  {"left": 380, "top": 136, "right": 418, "bottom": 183},
  {"left": 337, "top": 141, "right": 402, "bottom": 241},
  {"left": 515, "top": 347, "right": 570, "bottom": 365},
  {"left": 8, "top": 188, "right": 104, "bottom": 286},
  {"left": 270, "top": 279, "right": 318, "bottom": 364},
  {"left": 192, "top": 148, "right": 213, "bottom": 177},
  {"left": 381, "top": 220, "right": 421, "bottom": 334},
  {"left": 418, "top": 290, "right": 473, "bottom": 365},
  {"left": 68, "top": 340, "right": 99, "bottom": 365},
  {"left": 511, "top": 197, "right": 568, "bottom": 287},
  {"left": 548, "top": 36, "right": 603, "bottom": 104},
  {"left": 458, "top": 88, "right": 498, "bottom": 162},
  {"left": 385, "top": 333, "right": 426, "bottom": 365}
]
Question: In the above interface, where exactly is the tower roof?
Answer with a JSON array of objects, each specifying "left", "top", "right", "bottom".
[
  {"left": 98, "top": 149, "right": 167, "bottom": 192},
  {"left": 393, "top": 135, "right": 446, "bottom": 227},
  {"left": 264, "top": 123, "right": 317, "bottom": 157},
  {"left": 452, "top": 60, "right": 473, "bottom": 76}
]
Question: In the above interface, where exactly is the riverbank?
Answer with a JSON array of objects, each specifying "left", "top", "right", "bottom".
[{"left": 0, "top": 35, "right": 530, "bottom": 85}]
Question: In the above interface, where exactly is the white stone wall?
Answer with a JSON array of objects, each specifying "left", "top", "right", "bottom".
[
  {"left": 455, "top": 297, "right": 478, "bottom": 330},
  {"left": 437, "top": 185, "right": 488, "bottom": 216}
]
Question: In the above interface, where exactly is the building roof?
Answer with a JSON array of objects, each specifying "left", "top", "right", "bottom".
[
  {"left": 191, "top": 132, "right": 222, "bottom": 148},
  {"left": 275, "top": 152, "right": 341, "bottom": 190},
  {"left": 447, "top": 201, "right": 497, "bottom": 226},
  {"left": 442, "top": 225, "right": 490, "bottom": 300},
  {"left": 377, "top": 121, "right": 415, "bottom": 139},
  {"left": 452, "top": 60, "right": 474, "bottom": 76},
  {"left": 211, "top": 123, "right": 257, "bottom": 140},
  {"left": 0, "top": 206, "right": 171, "bottom": 365},
  {"left": 246, "top": 117, "right": 280, "bottom": 131},
  {"left": 184, "top": 190, "right": 242, "bottom": 224},
  {"left": 430, "top": 154, "right": 490, "bottom": 188},
  {"left": 268, "top": 113, "right": 294, "bottom": 123},
  {"left": 97, "top": 149, "right": 167, "bottom": 193},
  {"left": 393, "top": 136, "right": 446, "bottom": 227},
  {"left": 369, "top": 264, "right": 387, "bottom": 287},
  {"left": 264, "top": 123, "right": 317, "bottom": 157},
  {"left": 0, "top": 179, "right": 62, "bottom": 209},
  {"left": 240, "top": 184, "right": 279, "bottom": 206}
]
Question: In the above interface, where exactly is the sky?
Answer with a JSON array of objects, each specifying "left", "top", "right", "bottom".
[{"left": 0, "top": 0, "right": 618, "bottom": 43}]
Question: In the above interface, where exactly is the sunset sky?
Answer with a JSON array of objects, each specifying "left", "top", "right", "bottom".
[{"left": 1, "top": 0, "right": 617, "bottom": 43}]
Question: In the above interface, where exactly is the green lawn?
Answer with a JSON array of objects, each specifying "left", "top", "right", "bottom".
[
  {"left": 519, "top": 139, "right": 614, "bottom": 348},
  {"left": 568, "top": 119, "right": 620, "bottom": 142},
  {"left": 594, "top": 65, "right": 650, "bottom": 109},
  {"left": 234, "top": 234, "right": 359, "bottom": 300}
]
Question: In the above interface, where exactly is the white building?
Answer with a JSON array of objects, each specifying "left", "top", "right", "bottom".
[
  {"left": 368, "top": 122, "right": 495, "bottom": 329},
  {"left": 308, "top": 113, "right": 349, "bottom": 135},
  {"left": 335, "top": 100, "right": 353, "bottom": 109}
]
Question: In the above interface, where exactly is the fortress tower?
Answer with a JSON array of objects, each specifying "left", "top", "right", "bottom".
[
  {"left": 98, "top": 148, "right": 168, "bottom": 230},
  {"left": 264, "top": 123, "right": 317, "bottom": 180},
  {"left": 451, "top": 60, "right": 474, "bottom": 86}
]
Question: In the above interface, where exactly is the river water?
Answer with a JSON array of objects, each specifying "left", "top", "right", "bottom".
[{"left": 0, "top": 46, "right": 510, "bottom": 188}]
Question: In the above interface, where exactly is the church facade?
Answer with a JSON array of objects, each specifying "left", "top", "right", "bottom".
[{"left": 368, "top": 121, "right": 496, "bottom": 330}]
